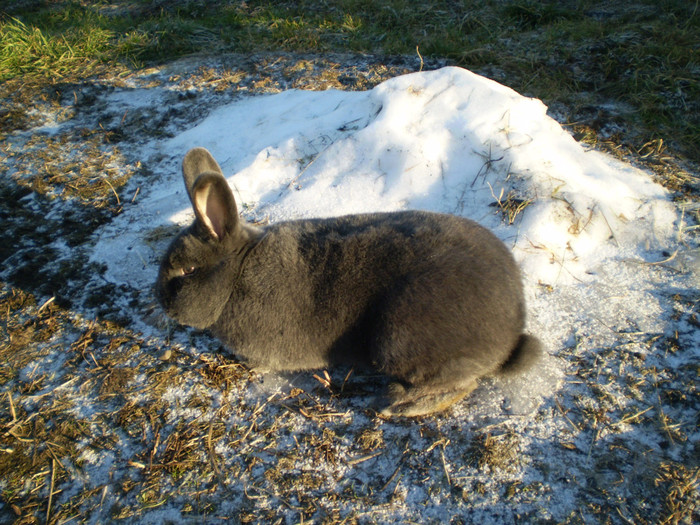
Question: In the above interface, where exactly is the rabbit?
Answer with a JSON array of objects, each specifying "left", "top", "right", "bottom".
[{"left": 156, "top": 147, "right": 542, "bottom": 417}]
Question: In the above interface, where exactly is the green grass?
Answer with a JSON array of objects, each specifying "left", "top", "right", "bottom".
[
  {"left": 0, "top": 16, "right": 110, "bottom": 80},
  {"left": 1, "top": 0, "right": 698, "bottom": 161}
]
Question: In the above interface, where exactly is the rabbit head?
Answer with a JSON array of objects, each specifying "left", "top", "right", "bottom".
[{"left": 155, "top": 148, "right": 261, "bottom": 330}]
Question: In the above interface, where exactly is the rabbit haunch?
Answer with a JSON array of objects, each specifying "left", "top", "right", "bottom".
[{"left": 156, "top": 148, "right": 541, "bottom": 417}]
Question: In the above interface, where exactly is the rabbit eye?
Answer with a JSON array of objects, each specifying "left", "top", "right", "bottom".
[{"left": 180, "top": 266, "right": 196, "bottom": 277}]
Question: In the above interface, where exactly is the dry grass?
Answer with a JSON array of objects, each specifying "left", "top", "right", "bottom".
[
  {"left": 466, "top": 431, "right": 521, "bottom": 473},
  {"left": 655, "top": 463, "right": 700, "bottom": 525},
  {"left": 488, "top": 184, "right": 532, "bottom": 225},
  {"left": 4, "top": 129, "right": 137, "bottom": 212},
  {"left": 0, "top": 282, "right": 253, "bottom": 522}
]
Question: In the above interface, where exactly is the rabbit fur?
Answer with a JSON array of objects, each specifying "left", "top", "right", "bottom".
[{"left": 156, "top": 147, "right": 541, "bottom": 417}]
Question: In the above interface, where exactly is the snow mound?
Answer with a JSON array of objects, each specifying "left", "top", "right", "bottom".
[{"left": 134, "top": 67, "right": 676, "bottom": 286}]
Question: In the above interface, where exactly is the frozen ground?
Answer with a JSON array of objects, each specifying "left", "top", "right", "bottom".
[{"left": 1, "top": 58, "right": 698, "bottom": 523}]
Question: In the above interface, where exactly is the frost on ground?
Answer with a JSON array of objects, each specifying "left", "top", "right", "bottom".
[{"left": 1, "top": 57, "right": 698, "bottom": 524}]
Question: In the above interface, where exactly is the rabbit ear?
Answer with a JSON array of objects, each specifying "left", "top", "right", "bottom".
[
  {"left": 191, "top": 172, "right": 239, "bottom": 241},
  {"left": 182, "top": 147, "right": 224, "bottom": 196},
  {"left": 181, "top": 148, "right": 237, "bottom": 240}
]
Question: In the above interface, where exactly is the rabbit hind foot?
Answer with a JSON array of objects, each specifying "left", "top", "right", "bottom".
[{"left": 380, "top": 380, "right": 477, "bottom": 418}]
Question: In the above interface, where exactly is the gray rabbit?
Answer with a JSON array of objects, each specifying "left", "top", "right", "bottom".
[{"left": 156, "top": 147, "right": 541, "bottom": 417}]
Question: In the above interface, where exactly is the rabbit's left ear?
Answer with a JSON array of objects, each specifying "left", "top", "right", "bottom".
[
  {"left": 191, "top": 172, "right": 239, "bottom": 241},
  {"left": 182, "top": 147, "right": 224, "bottom": 195}
]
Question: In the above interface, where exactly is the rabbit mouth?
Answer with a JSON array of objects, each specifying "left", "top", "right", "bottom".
[
  {"left": 153, "top": 278, "right": 178, "bottom": 314},
  {"left": 142, "top": 298, "right": 175, "bottom": 331}
]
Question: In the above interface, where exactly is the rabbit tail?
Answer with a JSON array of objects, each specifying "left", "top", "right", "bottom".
[{"left": 498, "top": 334, "right": 542, "bottom": 376}]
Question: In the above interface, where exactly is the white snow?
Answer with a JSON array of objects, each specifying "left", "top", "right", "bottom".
[{"left": 89, "top": 66, "right": 689, "bottom": 414}]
